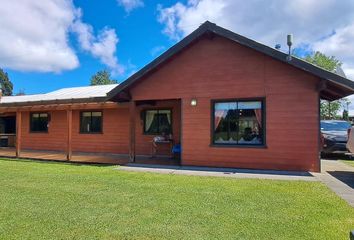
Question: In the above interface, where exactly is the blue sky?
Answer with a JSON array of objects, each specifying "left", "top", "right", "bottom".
[
  {"left": 6, "top": 0, "right": 180, "bottom": 94},
  {"left": 2, "top": 0, "right": 354, "bottom": 106}
]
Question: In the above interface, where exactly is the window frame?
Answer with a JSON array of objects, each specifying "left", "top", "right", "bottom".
[
  {"left": 210, "top": 98, "right": 266, "bottom": 148},
  {"left": 29, "top": 112, "right": 50, "bottom": 133},
  {"left": 79, "top": 110, "right": 103, "bottom": 134},
  {"left": 143, "top": 108, "right": 173, "bottom": 135}
]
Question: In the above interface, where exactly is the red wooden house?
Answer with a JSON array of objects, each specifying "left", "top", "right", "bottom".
[{"left": 1, "top": 21, "right": 353, "bottom": 172}]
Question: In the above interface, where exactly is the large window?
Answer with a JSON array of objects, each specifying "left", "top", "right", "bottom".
[
  {"left": 30, "top": 113, "right": 49, "bottom": 132},
  {"left": 80, "top": 111, "right": 103, "bottom": 133},
  {"left": 213, "top": 99, "right": 264, "bottom": 146},
  {"left": 144, "top": 109, "right": 172, "bottom": 135}
]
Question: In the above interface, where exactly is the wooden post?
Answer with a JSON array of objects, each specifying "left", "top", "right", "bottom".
[
  {"left": 66, "top": 109, "right": 73, "bottom": 161},
  {"left": 129, "top": 101, "right": 136, "bottom": 162},
  {"left": 15, "top": 111, "right": 22, "bottom": 158}
]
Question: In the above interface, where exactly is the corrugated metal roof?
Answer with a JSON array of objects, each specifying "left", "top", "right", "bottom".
[{"left": 0, "top": 84, "right": 118, "bottom": 105}]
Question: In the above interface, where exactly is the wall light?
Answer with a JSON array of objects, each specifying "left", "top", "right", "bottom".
[{"left": 190, "top": 98, "right": 197, "bottom": 106}]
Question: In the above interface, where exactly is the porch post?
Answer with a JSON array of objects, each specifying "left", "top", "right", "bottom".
[
  {"left": 129, "top": 101, "right": 136, "bottom": 162},
  {"left": 15, "top": 111, "right": 22, "bottom": 158},
  {"left": 66, "top": 109, "right": 73, "bottom": 161}
]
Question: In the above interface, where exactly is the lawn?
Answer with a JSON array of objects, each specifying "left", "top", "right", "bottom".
[{"left": 0, "top": 158, "right": 353, "bottom": 239}]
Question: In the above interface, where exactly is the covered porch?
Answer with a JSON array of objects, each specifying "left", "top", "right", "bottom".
[
  {"left": 0, "top": 147, "right": 179, "bottom": 165},
  {"left": 128, "top": 98, "right": 182, "bottom": 165},
  {"left": 0, "top": 97, "right": 182, "bottom": 166}
]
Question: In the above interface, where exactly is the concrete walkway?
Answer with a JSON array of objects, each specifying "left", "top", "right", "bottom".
[
  {"left": 117, "top": 164, "right": 316, "bottom": 181},
  {"left": 312, "top": 160, "right": 354, "bottom": 207}
]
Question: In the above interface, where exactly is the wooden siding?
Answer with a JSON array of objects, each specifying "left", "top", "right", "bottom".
[
  {"left": 21, "top": 108, "right": 130, "bottom": 154},
  {"left": 129, "top": 35, "right": 320, "bottom": 171},
  {"left": 21, "top": 111, "right": 67, "bottom": 151},
  {"left": 71, "top": 108, "right": 129, "bottom": 154}
]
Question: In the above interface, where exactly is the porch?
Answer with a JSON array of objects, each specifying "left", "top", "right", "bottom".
[
  {"left": 0, "top": 147, "right": 179, "bottom": 165},
  {"left": 128, "top": 99, "right": 182, "bottom": 165},
  {"left": 0, "top": 99, "right": 182, "bottom": 166}
]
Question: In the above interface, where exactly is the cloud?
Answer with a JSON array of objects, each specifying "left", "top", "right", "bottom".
[
  {"left": 0, "top": 0, "right": 79, "bottom": 72},
  {"left": 312, "top": 23, "right": 354, "bottom": 80},
  {"left": 157, "top": 0, "right": 354, "bottom": 75},
  {"left": 72, "top": 11, "right": 124, "bottom": 75},
  {"left": 0, "top": 0, "right": 123, "bottom": 74},
  {"left": 117, "top": 0, "right": 144, "bottom": 13}
]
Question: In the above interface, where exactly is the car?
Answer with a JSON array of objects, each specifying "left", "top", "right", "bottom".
[{"left": 320, "top": 120, "right": 351, "bottom": 154}]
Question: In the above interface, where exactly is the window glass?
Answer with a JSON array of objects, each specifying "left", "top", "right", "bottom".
[
  {"left": 144, "top": 109, "right": 172, "bottom": 135},
  {"left": 80, "top": 111, "right": 102, "bottom": 133},
  {"left": 30, "top": 112, "right": 49, "bottom": 132},
  {"left": 214, "top": 102, "right": 237, "bottom": 143},
  {"left": 213, "top": 100, "right": 264, "bottom": 145}
]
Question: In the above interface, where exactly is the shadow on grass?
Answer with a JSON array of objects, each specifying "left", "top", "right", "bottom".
[{"left": 0, "top": 157, "right": 118, "bottom": 168}]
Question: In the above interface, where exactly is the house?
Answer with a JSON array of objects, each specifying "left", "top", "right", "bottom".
[{"left": 1, "top": 21, "right": 354, "bottom": 172}]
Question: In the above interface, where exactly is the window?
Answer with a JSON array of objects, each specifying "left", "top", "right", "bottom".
[
  {"left": 30, "top": 113, "right": 49, "bottom": 132},
  {"left": 80, "top": 111, "right": 103, "bottom": 133},
  {"left": 213, "top": 99, "right": 264, "bottom": 146},
  {"left": 0, "top": 116, "right": 16, "bottom": 134},
  {"left": 144, "top": 109, "right": 172, "bottom": 135}
]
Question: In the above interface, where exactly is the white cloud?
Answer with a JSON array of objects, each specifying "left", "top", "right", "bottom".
[
  {"left": 117, "top": 0, "right": 144, "bottom": 13},
  {"left": 312, "top": 23, "right": 354, "bottom": 80},
  {"left": 157, "top": 0, "right": 354, "bottom": 75},
  {"left": 0, "top": 0, "right": 123, "bottom": 74},
  {"left": 0, "top": 0, "right": 79, "bottom": 72},
  {"left": 72, "top": 12, "right": 123, "bottom": 75}
]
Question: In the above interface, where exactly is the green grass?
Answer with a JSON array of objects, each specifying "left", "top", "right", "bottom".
[
  {"left": 0, "top": 158, "right": 353, "bottom": 239},
  {"left": 341, "top": 160, "right": 354, "bottom": 168}
]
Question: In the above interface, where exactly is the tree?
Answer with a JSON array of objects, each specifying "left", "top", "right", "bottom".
[
  {"left": 0, "top": 68, "right": 13, "bottom": 96},
  {"left": 304, "top": 51, "right": 342, "bottom": 72},
  {"left": 320, "top": 100, "right": 341, "bottom": 120},
  {"left": 90, "top": 70, "right": 117, "bottom": 86},
  {"left": 302, "top": 51, "right": 350, "bottom": 119},
  {"left": 343, "top": 109, "right": 349, "bottom": 121}
]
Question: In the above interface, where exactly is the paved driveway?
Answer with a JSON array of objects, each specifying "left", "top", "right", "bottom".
[{"left": 313, "top": 160, "right": 354, "bottom": 207}]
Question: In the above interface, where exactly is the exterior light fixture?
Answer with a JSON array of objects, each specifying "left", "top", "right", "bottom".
[{"left": 191, "top": 98, "right": 197, "bottom": 106}]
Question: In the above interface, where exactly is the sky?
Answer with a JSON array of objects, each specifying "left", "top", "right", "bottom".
[{"left": 1, "top": 0, "right": 354, "bottom": 112}]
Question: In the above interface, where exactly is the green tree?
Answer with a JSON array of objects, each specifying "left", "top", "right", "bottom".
[
  {"left": 304, "top": 51, "right": 342, "bottom": 72},
  {"left": 0, "top": 68, "right": 13, "bottom": 96},
  {"left": 320, "top": 100, "right": 341, "bottom": 120},
  {"left": 343, "top": 109, "right": 349, "bottom": 121},
  {"left": 90, "top": 70, "right": 117, "bottom": 86},
  {"left": 302, "top": 51, "right": 350, "bottom": 119}
]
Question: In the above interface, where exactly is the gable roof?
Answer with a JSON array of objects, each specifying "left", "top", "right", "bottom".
[
  {"left": 0, "top": 84, "right": 118, "bottom": 107},
  {"left": 107, "top": 21, "right": 354, "bottom": 101}
]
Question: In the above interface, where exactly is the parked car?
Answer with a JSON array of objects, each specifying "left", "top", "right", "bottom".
[{"left": 320, "top": 120, "right": 351, "bottom": 154}]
